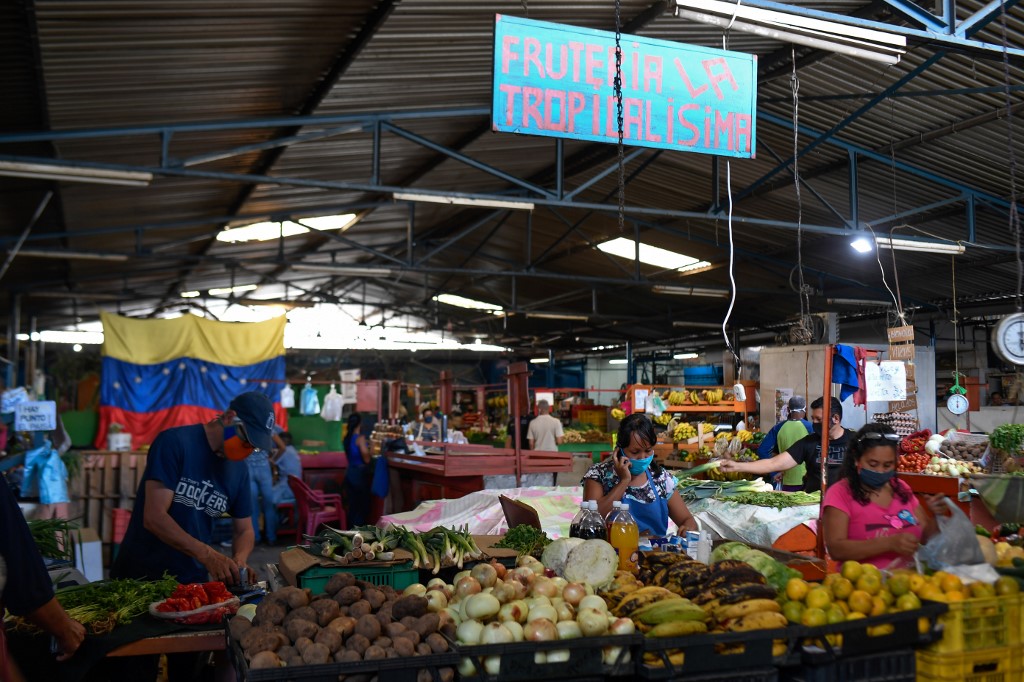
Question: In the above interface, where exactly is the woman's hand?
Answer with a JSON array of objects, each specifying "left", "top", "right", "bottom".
[
  {"left": 924, "top": 493, "right": 948, "bottom": 517},
  {"left": 888, "top": 532, "right": 920, "bottom": 556},
  {"left": 613, "top": 453, "right": 631, "bottom": 481}
]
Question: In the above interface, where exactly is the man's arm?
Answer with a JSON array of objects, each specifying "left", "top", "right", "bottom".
[
  {"left": 143, "top": 481, "right": 241, "bottom": 584},
  {"left": 25, "top": 597, "right": 85, "bottom": 661},
  {"left": 555, "top": 435, "right": 564, "bottom": 445},
  {"left": 755, "top": 424, "right": 779, "bottom": 459},
  {"left": 528, "top": 438, "right": 537, "bottom": 450},
  {"left": 231, "top": 516, "right": 256, "bottom": 574},
  {"left": 720, "top": 452, "right": 798, "bottom": 475}
]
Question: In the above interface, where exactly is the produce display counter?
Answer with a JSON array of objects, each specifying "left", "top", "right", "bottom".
[{"left": 900, "top": 472, "right": 970, "bottom": 516}]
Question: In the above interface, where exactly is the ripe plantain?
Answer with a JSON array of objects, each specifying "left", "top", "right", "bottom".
[
  {"left": 724, "top": 611, "right": 789, "bottom": 632},
  {"left": 714, "top": 599, "right": 783, "bottom": 621},
  {"left": 647, "top": 620, "right": 708, "bottom": 638}
]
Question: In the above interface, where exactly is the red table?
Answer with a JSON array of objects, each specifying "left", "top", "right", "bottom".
[{"left": 298, "top": 452, "right": 348, "bottom": 498}]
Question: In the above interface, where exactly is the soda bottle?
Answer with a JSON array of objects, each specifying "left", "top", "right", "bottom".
[
  {"left": 608, "top": 503, "right": 640, "bottom": 573},
  {"left": 569, "top": 501, "right": 588, "bottom": 539},
  {"left": 604, "top": 501, "right": 622, "bottom": 535},
  {"left": 578, "top": 501, "right": 607, "bottom": 540}
]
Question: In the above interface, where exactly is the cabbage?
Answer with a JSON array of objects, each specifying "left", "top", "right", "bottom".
[
  {"left": 541, "top": 537, "right": 585, "bottom": 577},
  {"left": 710, "top": 541, "right": 751, "bottom": 563},
  {"left": 563, "top": 539, "right": 619, "bottom": 588}
]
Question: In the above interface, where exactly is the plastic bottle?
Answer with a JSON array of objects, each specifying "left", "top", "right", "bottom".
[
  {"left": 569, "top": 501, "right": 588, "bottom": 539},
  {"left": 608, "top": 503, "right": 640, "bottom": 573},
  {"left": 604, "top": 501, "right": 622, "bottom": 534},
  {"left": 578, "top": 501, "right": 607, "bottom": 540}
]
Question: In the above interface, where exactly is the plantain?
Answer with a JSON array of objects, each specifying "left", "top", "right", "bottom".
[
  {"left": 614, "top": 586, "right": 679, "bottom": 617},
  {"left": 647, "top": 620, "right": 708, "bottom": 638},
  {"left": 633, "top": 600, "right": 708, "bottom": 626},
  {"left": 714, "top": 599, "right": 783, "bottom": 621},
  {"left": 772, "top": 639, "right": 789, "bottom": 658},
  {"left": 724, "top": 611, "right": 789, "bottom": 632},
  {"left": 643, "top": 650, "right": 685, "bottom": 667},
  {"left": 713, "top": 583, "right": 780, "bottom": 605}
]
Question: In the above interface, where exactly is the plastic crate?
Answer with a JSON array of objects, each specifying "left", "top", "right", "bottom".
[
  {"left": 917, "top": 647, "right": 1022, "bottom": 682},
  {"left": 672, "top": 668, "right": 778, "bottom": 682},
  {"left": 797, "top": 600, "right": 947, "bottom": 663},
  {"left": 230, "top": 637, "right": 459, "bottom": 682},
  {"left": 780, "top": 648, "right": 915, "bottom": 682},
  {"left": 452, "top": 633, "right": 640, "bottom": 681},
  {"left": 638, "top": 628, "right": 793, "bottom": 679},
  {"left": 923, "top": 595, "right": 1019, "bottom": 654},
  {"left": 295, "top": 560, "right": 419, "bottom": 594}
]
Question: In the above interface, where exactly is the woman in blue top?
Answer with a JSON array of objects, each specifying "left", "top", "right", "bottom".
[{"left": 343, "top": 413, "right": 372, "bottom": 527}]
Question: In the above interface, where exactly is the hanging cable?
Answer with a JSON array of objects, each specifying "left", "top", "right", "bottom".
[
  {"left": 789, "top": 49, "right": 814, "bottom": 344},
  {"left": 720, "top": 33, "right": 739, "bottom": 369},
  {"left": 614, "top": 0, "right": 626, "bottom": 234},
  {"left": 999, "top": 2, "right": 1022, "bottom": 310}
]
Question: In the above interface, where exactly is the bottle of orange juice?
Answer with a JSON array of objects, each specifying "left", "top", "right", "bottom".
[{"left": 608, "top": 503, "right": 639, "bottom": 573}]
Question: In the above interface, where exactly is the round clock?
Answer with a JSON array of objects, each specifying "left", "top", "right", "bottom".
[
  {"left": 947, "top": 393, "right": 970, "bottom": 415},
  {"left": 993, "top": 312, "right": 1024, "bottom": 366}
]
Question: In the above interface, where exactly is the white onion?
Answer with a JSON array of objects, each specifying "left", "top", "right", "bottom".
[
  {"left": 523, "top": 618, "right": 558, "bottom": 642},
  {"left": 562, "top": 582, "right": 587, "bottom": 607},
  {"left": 456, "top": 619, "right": 484, "bottom": 645},
  {"left": 471, "top": 562, "right": 499, "bottom": 589},
  {"left": 530, "top": 577, "right": 559, "bottom": 599},
  {"left": 425, "top": 589, "right": 448, "bottom": 612},
  {"left": 458, "top": 657, "right": 478, "bottom": 677},
  {"left": 498, "top": 600, "right": 528, "bottom": 624},
  {"left": 483, "top": 656, "right": 502, "bottom": 676},
  {"left": 556, "top": 620, "right": 582, "bottom": 639},
  {"left": 577, "top": 607, "right": 609, "bottom": 637},
  {"left": 464, "top": 593, "right": 502, "bottom": 621},
  {"left": 480, "top": 622, "right": 514, "bottom": 645},
  {"left": 524, "top": 596, "right": 551, "bottom": 609},
  {"left": 547, "top": 649, "right": 571, "bottom": 663},
  {"left": 403, "top": 583, "right": 427, "bottom": 597},
  {"left": 427, "top": 577, "right": 447, "bottom": 590},
  {"left": 555, "top": 601, "right": 576, "bottom": 622},
  {"left": 609, "top": 617, "right": 636, "bottom": 635},
  {"left": 504, "top": 620, "right": 525, "bottom": 642},
  {"left": 578, "top": 595, "right": 608, "bottom": 613},
  {"left": 527, "top": 604, "right": 558, "bottom": 623}
]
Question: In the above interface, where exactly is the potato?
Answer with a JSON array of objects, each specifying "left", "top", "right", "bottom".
[
  {"left": 385, "top": 648, "right": 400, "bottom": 659},
  {"left": 354, "top": 614, "right": 382, "bottom": 641},
  {"left": 349, "top": 600, "right": 373, "bottom": 619},
  {"left": 363, "top": 645, "right": 386, "bottom": 661},
  {"left": 249, "top": 651, "right": 282, "bottom": 670},
  {"left": 363, "top": 588, "right": 386, "bottom": 611},
  {"left": 393, "top": 637, "right": 416, "bottom": 658},
  {"left": 391, "top": 595, "right": 428, "bottom": 621},
  {"left": 243, "top": 632, "right": 281, "bottom": 658},
  {"left": 286, "top": 654, "right": 305, "bottom": 668},
  {"left": 327, "top": 615, "right": 357, "bottom": 638},
  {"left": 413, "top": 613, "right": 440, "bottom": 638},
  {"left": 277, "top": 645, "right": 298, "bottom": 660},
  {"left": 376, "top": 603, "right": 394, "bottom": 623},
  {"left": 315, "top": 627, "right": 343, "bottom": 653},
  {"left": 253, "top": 599, "right": 288, "bottom": 626},
  {"left": 277, "top": 586, "right": 311, "bottom": 610},
  {"left": 326, "top": 572, "right": 356, "bottom": 595},
  {"left": 284, "top": 605, "right": 318, "bottom": 626},
  {"left": 345, "top": 633, "right": 371, "bottom": 655},
  {"left": 354, "top": 579, "right": 374, "bottom": 591},
  {"left": 228, "top": 615, "right": 253, "bottom": 641},
  {"left": 302, "top": 642, "right": 331, "bottom": 665},
  {"left": 335, "top": 585, "right": 363, "bottom": 606},
  {"left": 396, "top": 630, "right": 420, "bottom": 646},
  {"left": 416, "top": 642, "right": 432, "bottom": 656},
  {"left": 335, "top": 649, "right": 362, "bottom": 663},
  {"left": 384, "top": 622, "right": 408, "bottom": 638},
  {"left": 417, "top": 670, "right": 433, "bottom": 682},
  {"left": 400, "top": 616, "right": 419, "bottom": 629},
  {"left": 375, "top": 610, "right": 392, "bottom": 629},
  {"left": 240, "top": 627, "right": 266, "bottom": 652},
  {"left": 271, "top": 628, "right": 290, "bottom": 649},
  {"left": 311, "top": 599, "right": 341, "bottom": 626},
  {"left": 425, "top": 632, "right": 449, "bottom": 654},
  {"left": 286, "top": 618, "right": 320, "bottom": 643},
  {"left": 293, "top": 636, "right": 314, "bottom": 655},
  {"left": 380, "top": 585, "right": 398, "bottom": 601},
  {"left": 439, "top": 666, "right": 455, "bottom": 682},
  {"left": 374, "top": 636, "right": 393, "bottom": 650},
  {"left": 439, "top": 621, "right": 456, "bottom": 640}
]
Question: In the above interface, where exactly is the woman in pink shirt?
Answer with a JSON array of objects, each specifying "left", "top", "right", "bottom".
[{"left": 822, "top": 423, "right": 943, "bottom": 570}]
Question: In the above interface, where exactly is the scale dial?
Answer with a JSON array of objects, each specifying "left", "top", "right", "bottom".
[
  {"left": 947, "top": 393, "right": 969, "bottom": 415},
  {"left": 993, "top": 312, "right": 1024, "bottom": 366}
]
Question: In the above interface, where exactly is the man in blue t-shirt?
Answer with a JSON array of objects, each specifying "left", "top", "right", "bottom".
[{"left": 111, "top": 391, "right": 276, "bottom": 585}]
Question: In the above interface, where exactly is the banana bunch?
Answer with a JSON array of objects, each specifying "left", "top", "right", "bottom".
[
  {"left": 611, "top": 408, "right": 626, "bottom": 420},
  {"left": 686, "top": 390, "right": 702, "bottom": 405},
  {"left": 653, "top": 412, "right": 673, "bottom": 426},
  {"left": 698, "top": 423, "right": 717, "bottom": 440},
  {"left": 711, "top": 599, "right": 788, "bottom": 632},
  {"left": 735, "top": 429, "right": 754, "bottom": 442},
  {"left": 666, "top": 390, "right": 687, "bottom": 406},
  {"left": 638, "top": 551, "right": 712, "bottom": 600},
  {"left": 598, "top": 570, "right": 644, "bottom": 611},
  {"left": 672, "top": 422, "right": 696, "bottom": 442},
  {"left": 630, "top": 598, "right": 708, "bottom": 637},
  {"left": 691, "top": 560, "right": 779, "bottom": 608},
  {"left": 701, "top": 388, "right": 724, "bottom": 405}
]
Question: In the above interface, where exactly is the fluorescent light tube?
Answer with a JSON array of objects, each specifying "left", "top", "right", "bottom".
[
  {"left": 394, "top": 191, "right": 535, "bottom": 211},
  {"left": 530, "top": 357, "right": 550, "bottom": 364},
  {"left": 208, "top": 284, "right": 258, "bottom": 296},
  {"left": 217, "top": 214, "right": 357, "bottom": 243},
  {"left": 850, "top": 238, "right": 873, "bottom": 253},
  {"left": 608, "top": 359, "right": 628, "bottom": 365},
  {"left": 674, "top": 352, "right": 699, "bottom": 360},
  {"left": 0, "top": 160, "right": 152, "bottom": 186},
  {"left": 673, "top": 321, "right": 725, "bottom": 329},
  {"left": 433, "top": 293, "right": 503, "bottom": 312},
  {"left": 651, "top": 285, "right": 730, "bottom": 298},
  {"left": 291, "top": 263, "right": 394, "bottom": 277},
  {"left": 874, "top": 236, "right": 964, "bottom": 254},
  {"left": 525, "top": 312, "right": 590, "bottom": 321},
  {"left": 14, "top": 248, "right": 129, "bottom": 262},
  {"left": 597, "top": 237, "right": 710, "bottom": 271},
  {"left": 180, "top": 291, "right": 201, "bottom": 298},
  {"left": 826, "top": 298, "right": 894, "bottom": 306}
]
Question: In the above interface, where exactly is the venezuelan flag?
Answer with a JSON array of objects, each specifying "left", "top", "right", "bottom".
[{"left": 96, "top": 312, "right": 288, "bottom": 450}]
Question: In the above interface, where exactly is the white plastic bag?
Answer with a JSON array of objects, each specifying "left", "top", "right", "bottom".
[
  {"left": 280, "top": 385, "right": 295, "bottom": 409},
  {"left": 300, "top": 384, "right": 320, "bottom": 416},
  {"left": 321, "top": 385, "right": 343, "bottom": 422},
  {"left": 917, "top": 498, "right": 985, "bottom": 570}
]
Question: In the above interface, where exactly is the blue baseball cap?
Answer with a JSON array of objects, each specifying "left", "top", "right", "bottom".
[{"left": 229, "top": 392, "right": 275, "bottom": 452}]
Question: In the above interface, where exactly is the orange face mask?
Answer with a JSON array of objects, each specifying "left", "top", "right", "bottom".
[{"left": 222, "top": 425, "right": 256, "bottom": 461}]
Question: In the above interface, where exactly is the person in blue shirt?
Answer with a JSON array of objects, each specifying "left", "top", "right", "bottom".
[
  {"left": 111, "top": 391, "right": 275, "bottom": 585},
  {"left": 343, "top": 413, "right": 372, "bottom": 527},
  {"left": 756, "top": 395, "right": 814, "bottom": 459}
]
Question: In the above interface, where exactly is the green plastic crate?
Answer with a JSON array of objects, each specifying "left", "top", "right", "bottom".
[{"left": 296, "top": 560, "right": 418, "bottom": 594}]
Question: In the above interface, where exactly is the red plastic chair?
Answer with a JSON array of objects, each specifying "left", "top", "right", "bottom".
[{"left": 287, "top": 475, "right": 346, "bottom": 536}]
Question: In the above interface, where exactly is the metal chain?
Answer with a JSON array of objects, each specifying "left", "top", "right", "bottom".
[
  {"left": 614, "top": 0, "right": 625, "bottom": 233},
  {"left": 999, "top": 2, "right": 1022, "bottom": 311}
]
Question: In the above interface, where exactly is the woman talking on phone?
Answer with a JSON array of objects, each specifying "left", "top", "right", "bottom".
[{"left": 582, "top": 413, "right": 698, "bottom": 536}]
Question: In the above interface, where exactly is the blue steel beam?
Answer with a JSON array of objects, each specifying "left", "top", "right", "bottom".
[
  {"left": 177, "top": 124, "right": 365, "bottom": 167},
  {"left": 762, "top": 84, "right": 1024, "bottom": 103},
  {"left": 957, "top": 0, "right": 1023, "bottom": 37},
  {"left": 759, "top": 139, "right": 853, "bottom": 227},
  {"left": 880, "top": 0, "right": 947, "bottom": 32},
  {"left": 734, "top": 52, "right": 944, "bottom": 204},
  {"left": 866, "top": 196, "right": 966, "bottom": 227},
  {"left": 849, "top": 151, "right": 859, "bottom": 227}
]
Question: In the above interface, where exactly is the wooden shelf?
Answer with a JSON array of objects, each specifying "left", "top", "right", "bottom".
[{"left": 664, "top": 402, "right": 744, "bottom": 413}]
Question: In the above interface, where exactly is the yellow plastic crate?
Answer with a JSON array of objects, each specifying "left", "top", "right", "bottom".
[
  {"left": 917, "top": 647, "right": 1020, "bottom": 682},
  {"left": 923, "top": 596, "right": 1019, "bottom": 654}
]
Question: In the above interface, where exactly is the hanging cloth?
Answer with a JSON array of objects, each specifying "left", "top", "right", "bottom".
[
  {"left": 300, "top": 382, "right": 320, "bottom": 416},
  {"left": 280, "top": 384, "right": 296, "bottom": 409},
  {"left": 852, "top": 347, "right": 871, "bottom": 407},
  {"left": 321, "top": 384, "right": 343, "bottom": 422},
  {"left": 832, "top": 345, "right": 860, "bottom": 402}
]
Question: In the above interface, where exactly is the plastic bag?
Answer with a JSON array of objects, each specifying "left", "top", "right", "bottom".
[
  {"left": 149, "top": 596, "right": 239, "bottom": 625},
  {"left": 320, "top": 386, "right": 343, "bottom": 422},
  {"left": 39, "top": 447, "right": 70, "bottom": 504},
  {"left": 1, "top": 387, "right": 28, "bottom": 414},
  {"left": 300, "top": 384, "right": 320, "bottom": 416},
  {"left": 280, "top": 385, "right": 295, "bottom": 409},
  {"left": 647, "top": 393, "right": 667, "bottom": 417},
  {"left": 20, "top": 441, "right": 53, "bottom": 498},
  {"left": 917, "top": 498, "right": 985, "bottom": 570}
]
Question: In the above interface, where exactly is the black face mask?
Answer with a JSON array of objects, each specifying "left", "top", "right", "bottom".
[{"left": 813, "top": 422, "right": 824, "bottom": 435}]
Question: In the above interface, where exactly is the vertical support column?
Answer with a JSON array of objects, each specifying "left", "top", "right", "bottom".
[
  {"left": 942, "top": 0, "right": 955, "bottom": 33},
  {"left": 407, "top": 203, "right": 415, "bottom": 267},
  {"left": 27, "top": 316, "right": 37, "bottom": 397},
  {"left": 372, "top": 120, "right": 382, "bottom": 186},
  {"left": 547, "top": 349, "right": 555, "bottom": 387},
  {"left": 967, "top": 195, "right": 976, "bottom": 242},
  {"left": 849, "top": 151, "right": 859, "bottom": 228},
  {"left": 525, "top": 213, "right": 532, "bottom": 268},
  {"left": 506, "top": 361, "right": 531, "bottom": 486},
  {"left": 438, "top": 370, "right": 454, "bottom": 415},
  {"left": 816, "top": 345, "right": 834, "bottom": 560},
  {"left": 626, "top": 340, "right": 636, "bottom": 385}
]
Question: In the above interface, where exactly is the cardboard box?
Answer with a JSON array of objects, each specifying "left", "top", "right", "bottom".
[{"left": 74, "top": 528, "right": 103, "bottom": 582}]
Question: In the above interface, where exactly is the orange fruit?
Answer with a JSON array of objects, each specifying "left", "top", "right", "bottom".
[
  {"left": 822, "top": 573, "right": 842, "bottom": 588},
  {"left": 826, "top": 605, "right": 846, "bottom": 624},
  {"left": 945, "top": 590, "right": 965, "bottom": 602},
  {"left": 805, "top": 587, "right": 833, "bottom": 610},
  {"left": 878, "top": 589, "right": 895, "bottom": 606},
  {"left": 840, "top": 561, "right": 863, "bottom": 583},
  {"left": 782, "top": 600, "right": 806, "bottom": 624},
  {"left": 888, "top": 574, "right": 911, "bottom": 597},
  {"left": 871, "top": 596, "right": 887, "bottom": 617},
  {"left": 831, "top": 577, "right": 854, "bottom": 601},
  {"left": 909, "top": 573, "right": 928, "bottom": 595},
  {"left": 940, "top": 574, "right": 964, "bottom": 594},
  {"left": 896, "top": 593, "right": 922, "bottom": 611},
  {"left": 995, "top": 577, "right": 1021, "bottom": 596},
  {"left": 848, "top": 590, "right": 873, "bottom": 616},
  {"left": 801, "top": 607, "right": 827, "bottom": 627},
  {"left": 846, "top": 611, "right": 867, "bottom": 620},
  {"left": 856, "top": 573, "right": 882, "bottom": 596},
  {"left": 969, "top": 582, "right": 996, "bottom": 599},
  {"left": 786, "top": 578, "right": 810, "bottom": 602}
]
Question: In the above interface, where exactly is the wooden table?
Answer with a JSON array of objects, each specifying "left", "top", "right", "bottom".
[{"left": 108, "top": 629, "right": 232, "bottom": 682}]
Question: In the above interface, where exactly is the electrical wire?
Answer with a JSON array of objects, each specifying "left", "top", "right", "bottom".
[{"left": 720, "top": 33, "right": 739, "bottom": 371}]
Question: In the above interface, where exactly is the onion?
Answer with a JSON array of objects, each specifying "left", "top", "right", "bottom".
[
  {"left": 530, "top": 577, "right": 559, "bottom": 599},
  {"left": 498, "top": 600, "right": 528, "bottom": 624},
  {"left": 523, "top": 617, "right": 558, "bottom": 642},
  {"left": 534, "top": 652, "right": 547, "bottom": 664},
  {"left": 578, "top": 595, "right": 608, "bottom": 614},
  {"left": 471, "top": 562, "right": 499, "bottom": 589},
  {"left": 458, "top": 657, "right": 477, "bottom": 677},
  {"left": 505, "top": 620, "right": 524, "bottom": 642},
  {"left": 577, "top": 607, "right": 609, "bottom": 637},
  {"left": 556, "top": 620, "right": 582, "bottom": 639},
  {"left": 480, "top": 622, "right": 514, "bottom": 645},
  {"left": 456, "top": 619, "right": 484, "bottom": 645},
  {"left": 550, "top": 577, "right": 568, "bottom": 592},
  {"left": 403, "top": 583, "right": 427, "bottom": 597},
  {"left": 456, "top": 576, "right": 483, "bottom": 601},
  {"left": 439, "top": 607, "right": 462, "bottom": 627},
  {"left": 453, "top": 570, "right": 472, "bottom": 584},
  {"left": 609, "top": 617, "right": 636, "bottom": 636},
  {"left": 425, "top": 589, "right": 449, "bottom": 612},
  {"left": 603, "top": 646, "right": 631, "bottom": 666},
  {"left": 524, "top": 596, "right": 551, "bottom": 610},
  {"left": 507, "top": 579, "right": 529, "bottom": 600},
  {"left": 547, "top": 649, "right": 571, "bottom": 663},
  {"left": 517, "top": 555, "right": 541, "bottom": 569},
  {"left": 484, "top": 656, "right": 502, "bottom": 676},
  {"left": 527, "top": 604, "right": 558, "bottom": 623},
  {"left": 509, "top": 567, "right": 536, "bottom": 587},
  {"left": 492, "top": 561, "right": 507, "bottom": 580},
  {"left": 562, "top": 582, "right": 587, "bottom": 607},
  {"left": 464, "top": 593, "right": 502, "bottom": 621},
  {"left": 427, "top": 577, "right": 447, "bottom": 590},
  {"left": 492, "top": 582, "right": 516, "bottom": 604},
  {"left": 555, "top": 601, "right": 576, "bottom": 622}
]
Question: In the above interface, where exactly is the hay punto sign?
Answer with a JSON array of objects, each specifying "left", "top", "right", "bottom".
[{"left": 492, "top": 15, "right": 757, "bottom": 158}]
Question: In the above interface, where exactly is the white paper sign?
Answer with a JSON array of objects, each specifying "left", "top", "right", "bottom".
[
  {"left": 775, "top": 388, "right": 793, "bottom": 423},
  {"left": 865, "top": 361, "right": 907, "bottom": 401},
  {"left": 15, "top": 400, "right": 56, "bottom": 432},
  {"left": 633, "top": 388, "right": 649, "bottom": 412},
  {"left": 535, "top": 392, "right": 554, "bottom": 409}
]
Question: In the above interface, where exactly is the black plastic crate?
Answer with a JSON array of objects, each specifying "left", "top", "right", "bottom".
[
  {"left": 780, "top": 648, "right": 916, "bottom": 682},
  {"left": 680, "top": 669, "right": 778, "bottom": 682},
  {"left": 230, "top": 637, "right": 460, "bottom": 682},
  {"left": 638, "top": 628, "right": 796, "bottom": 679},
  {"left": 797, "top": 600, "right": 947, "bottom": 664},
  {"left": 451, "top": 633, "right": 641, "bottom": 681}
]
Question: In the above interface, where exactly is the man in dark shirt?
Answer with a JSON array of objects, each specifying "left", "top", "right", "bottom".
[{"left": 721, "top": 396, "right": 853, "bottom": 492}]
